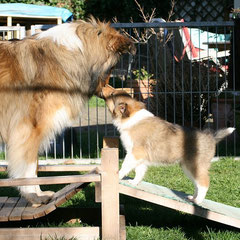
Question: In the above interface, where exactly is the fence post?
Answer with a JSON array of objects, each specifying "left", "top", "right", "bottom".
[
  {"left": 95, "top": 137, "right": 119, "bottom": 203},
  {"left": 101, "top": 146, "right": 119, "bottom": 240}
]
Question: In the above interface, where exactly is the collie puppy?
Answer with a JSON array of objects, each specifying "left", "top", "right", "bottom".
[
  {"left": 102, "top": 86, "right": 235, "bottom": 204},
  {"left": 0, "top": 18, "right": 135, "bottom": 205}
]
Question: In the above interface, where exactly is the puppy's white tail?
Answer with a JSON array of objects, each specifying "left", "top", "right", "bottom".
[{"left": 214, "top": 127, "right": 235, "bottom": 143}]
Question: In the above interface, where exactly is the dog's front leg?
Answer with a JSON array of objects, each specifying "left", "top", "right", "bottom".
[
  {"left": 16, "top": 161, "right": 54, "bottom": 207},
  {"left": 7, "top": 124, "right": 54, "bottom": 206}
]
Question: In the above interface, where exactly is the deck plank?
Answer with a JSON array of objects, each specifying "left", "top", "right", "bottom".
[
  {"left": 0, "top": 227, "right": 100, "bottom": 240},
  {"left": 1, "top": 171, "right": 96, "bottom": 221},
  {"left": 0, "top": 197, "right": 19, "bottom": 222},
  {"left": 9, "top": 197, "right": 28, "bottom": 221},
  {"left": 0, "top": 197, "right": 8, "bottom": 210},
  {"left": 22, "top": 182, "right": 90, "bottom": 219},
  {"left": 21, "top": 202, "right": 36, "bottom": 220},
  {"left": 0, "top": 174, "right": 100, "bottom": 187}
]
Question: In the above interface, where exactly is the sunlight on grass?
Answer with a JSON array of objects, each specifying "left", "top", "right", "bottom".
[
  {"left": 136, "top": 158, "right": 240, "bottom": 207},
  {"left": 0, "top": 158, "right": 239, "bottom": 239}
]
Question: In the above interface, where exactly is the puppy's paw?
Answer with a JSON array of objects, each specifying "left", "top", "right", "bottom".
[
  {"left": 119, "top": 171, "right": 126, "bottom": 180},
  {"left": 187, "top": 195, "right": 194, "bottom": 201},
  {"left": 187, "top": 195, "right": 203, "bottom": 205},
  {"left": 128, "top": 179, "right": 140, "bottom": 186}
]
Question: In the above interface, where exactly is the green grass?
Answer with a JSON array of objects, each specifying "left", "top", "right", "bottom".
[
  {"left": 41, "top": 235, "right": 77, "bottom": 240},
  {"left": 0, "top": 158, "right": 239, "bottom": 240},
  {"left": 0, "top": 152, "right": 5, "bottom": 160},
  {"left": 88, "top": 96, "right": 106, "bottom": 108},
  {"left": 141, "top": 157, "right": 240, "bottom": 207},
  {"left": 121, "top": 158, "right": 240, "bottom": 240}
]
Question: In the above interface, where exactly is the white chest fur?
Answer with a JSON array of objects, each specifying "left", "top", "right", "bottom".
[
  {"left": 114, "top": 109, "right": 154, "bottom": 153},
  {"left": 52, "top": 107, "right": 72, "bottom": 133},
  {"left": 120, "top": 130, "right": 133, "bottom": 152},
  {"left": 113, "top": 109, "right": 154, "bottom": 131}
]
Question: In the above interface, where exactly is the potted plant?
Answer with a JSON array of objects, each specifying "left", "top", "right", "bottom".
[{"left": 128, "top": 67, "right": 156, "bottom": 100}]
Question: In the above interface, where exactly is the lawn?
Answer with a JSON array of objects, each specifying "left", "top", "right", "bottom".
[
  {"left": 0, "top": 157, "right": 239, "bottom": 239},
  {"left": 123, "top": 157, "right": 240, "bottom": 240},
  {"left": 88, "top": 96, "right": 106, "bottom": 108}
]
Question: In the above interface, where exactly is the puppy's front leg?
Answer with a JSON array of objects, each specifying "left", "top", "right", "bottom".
[
  {"left": 119, "top": 153, "right": 138, "bottom": 180},
  {"left": 128, "top": 163, "right": 148, "bottom": 186}
]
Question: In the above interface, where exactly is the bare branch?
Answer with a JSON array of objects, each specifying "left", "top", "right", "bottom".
[
  {"left": 112, "top": 16, "right": 140, "bottom": 43},
  {"left": 167, "top": 0, "right": 175, "bottom": 22},
  {"left": 113, "top": 0, "right": 175, "bottom": 44}
]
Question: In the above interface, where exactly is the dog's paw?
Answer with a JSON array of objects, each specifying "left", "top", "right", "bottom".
[
  {"left": 38, "top": 190, "right": 55, "bottom": 203},
  {"left": 24, "top": 190, "right": 55, "bottom": 206},
  {"left": 31, "top": 203, "right": 42, "bottom": 208}
]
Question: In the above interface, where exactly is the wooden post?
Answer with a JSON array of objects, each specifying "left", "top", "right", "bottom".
[
  {"left": 57, "top": 18, "right": 62, "bottom": 25},
  {"left": 7, "top": 16, "right": 12, "bottom": 40},
  {"left": 95, "top": 182, "right": 101, "bottom": 203},
  {"left": 15, "top": 24, "right": 20, "bottom": 39},
  {"left": 96, "top": 137, "right": 119, "bottom": 203},
  {"left": 101, "top": 147, "right": 119, "bottom": 240},
  {"left": 103, "top": 136, "right": 119, "bottom": 149}
]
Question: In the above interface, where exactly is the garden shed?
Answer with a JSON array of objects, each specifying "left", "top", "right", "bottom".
[{"left": 0, "top": 3, "right": 72, "bottom": 29}]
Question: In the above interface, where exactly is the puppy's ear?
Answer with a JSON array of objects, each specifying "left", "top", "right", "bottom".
[
  {"left": 117, "top": 103, "right": 129, "bottom": 118},
  {"left": 108, "top": 35, "right": 136, "bottom": 55}
]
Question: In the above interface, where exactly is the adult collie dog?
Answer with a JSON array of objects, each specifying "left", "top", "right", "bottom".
[
  {"left": 102, "top": 85, "right": 234, "bottom": 204},
  {"left": 0, "top": 18, "right": 135, "bottom": 205}
]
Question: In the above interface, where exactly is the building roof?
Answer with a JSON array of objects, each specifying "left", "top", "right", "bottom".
[{"left": 0, "top": 3, "right": 73, "bottom": 22}]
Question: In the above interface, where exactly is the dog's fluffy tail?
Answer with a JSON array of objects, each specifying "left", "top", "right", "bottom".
[{"left": 214, "top": 127, "right": 235, "bottom": 143}]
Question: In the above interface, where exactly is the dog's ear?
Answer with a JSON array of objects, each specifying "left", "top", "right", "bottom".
[{"left": 108, "top": 34, "right": 136, "bottom": 55}]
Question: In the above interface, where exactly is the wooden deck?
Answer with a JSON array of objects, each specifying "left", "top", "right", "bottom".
[
  {"left": 119, "top": 179, "right": 240, "bottom": 229},
  {"left": 0, "top": 144, "right": 124, "bottom": 240},
  {"left": 0, "top": 181, "right": 89, "bottom": 222}
]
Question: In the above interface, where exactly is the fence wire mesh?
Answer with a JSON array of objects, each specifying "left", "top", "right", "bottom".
[{"left": 0, "top": 21, "right": 238, "bottom": 161}]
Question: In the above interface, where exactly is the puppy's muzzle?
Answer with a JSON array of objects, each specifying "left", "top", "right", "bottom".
[{"left": 99, "top": 84, "right": 115, "bottom": 99}]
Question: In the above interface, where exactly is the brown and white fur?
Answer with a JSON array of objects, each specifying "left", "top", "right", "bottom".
[
  {"left": 0, "top": 18, "right": 135, "bottom": 205},
  {"left": 102, "top": 86, "right": 235, "bottom": 204}
]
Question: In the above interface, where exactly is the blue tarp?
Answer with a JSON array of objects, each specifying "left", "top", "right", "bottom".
[{"left": 0, "top": 3, "right": 73, "bottom": 22}]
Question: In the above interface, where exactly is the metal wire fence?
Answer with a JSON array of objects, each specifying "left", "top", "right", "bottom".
[
  {"left": 112, "top": 21, "right": 237, "bottom": 158},
  {"left": 0, "top": 21, "right": 238, "bottom": 161}
]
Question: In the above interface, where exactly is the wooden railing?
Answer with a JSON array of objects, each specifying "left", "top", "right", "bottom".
[{"left": 0, "top": 25, "right": 26, "bottom": 40}]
